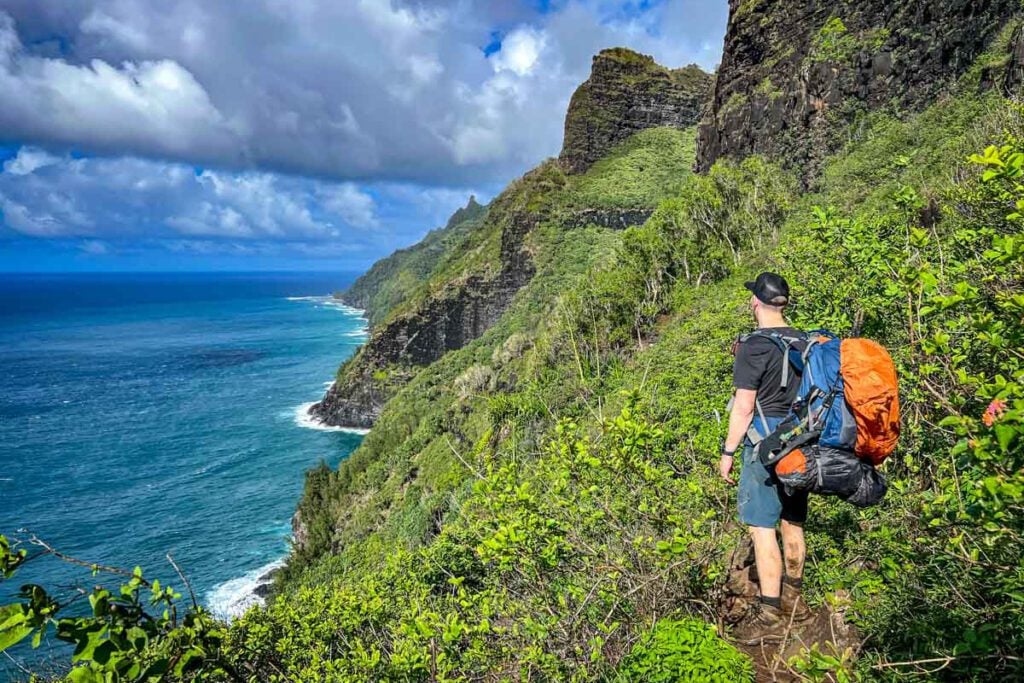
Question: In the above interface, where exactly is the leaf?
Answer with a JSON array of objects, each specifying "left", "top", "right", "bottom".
[
  {"left": 994, "top": 424, "right": 1016, "bottom": 452},
  {"left": 0, "top": 604, "right": 25, "bottom": 632},
  {"left": 0, "top": 622, "right": 33, "bottom": 652}
]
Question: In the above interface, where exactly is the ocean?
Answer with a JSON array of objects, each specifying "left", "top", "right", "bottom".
[{"left": 0, "top": 272, "right": 366, "bottom": 677}]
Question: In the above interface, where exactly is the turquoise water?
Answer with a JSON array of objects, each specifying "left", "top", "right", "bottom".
[{"left": 0, "top": 272, "right": 366, "bottom": 677}]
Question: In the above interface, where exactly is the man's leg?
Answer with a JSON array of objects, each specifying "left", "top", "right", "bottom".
[
  {"left": 779, "top": 517, "right": 812, "bottom": 621},
  {"left": 748, "top": 526, "right": 782, "bottom": 600},
  {"left": 779, "top": 519, "right": 805, "bottom": 580}
]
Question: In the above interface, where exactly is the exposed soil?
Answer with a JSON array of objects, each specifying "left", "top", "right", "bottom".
[{"left": 721, "top": 537, "right": 860, "bottom": 682}]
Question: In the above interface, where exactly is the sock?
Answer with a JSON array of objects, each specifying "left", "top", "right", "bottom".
[
  {"left": 783, "top": 574, "right": 803, "bottom": 589},
  {"left": 760, "top": 595, "right": 782, "bottom": 609}
]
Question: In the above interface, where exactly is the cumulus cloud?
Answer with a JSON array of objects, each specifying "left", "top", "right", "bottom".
[
  {"left": 318, "top": 184, "right": 379, "bottom": 229},
  {"left": 0, "top": 1, "right": 726, "bottom": 185},
  {"left": 0, "top": 144, "right": 487, "bottom": 266},
  {"left": 0, "top": 1, "right": 726, "bottom": 268},
  {"left": 0, "top": 13, "right": 238, "bottom": 162},
  {"left": 0, "top": 148, "right": 375, "bottom": 241},
  {"left": 3, "top": 146, "right": 59, "bottom": 175},
  {"left": 492, "top": 27, "right": 546, "bottom": 76}
]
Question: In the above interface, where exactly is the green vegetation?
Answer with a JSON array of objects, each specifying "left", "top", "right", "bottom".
[
  {"left": 566, "top": 127, "right": 696, "bottom": 209},
  {"left": 616, "top": 618, "right": 754, "bottom": 682},
  {"left": 810, "top": 17, "right": 890, "bottom": 64},
  {"left": 269, "top": 76, "right": 1024, "bottom": 680},
  {"left": 340, "top": 197, "right": 487, "bottom": 326},
  {"left": 721, "top": 91, "right": 747, "bottom": 115},
  {"left": 0, "top": 536, "right": 231, "bottom": 682},
  {"left": 4, "top": 30, "right": 1024, "bottom": 683},
  {"left": 754, "top": 77, "right": 783, "bottom": 99}
]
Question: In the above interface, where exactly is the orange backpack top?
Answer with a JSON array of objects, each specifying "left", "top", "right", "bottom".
[{"left": 840, "top": 339, "right": 900, "bottom": 465}]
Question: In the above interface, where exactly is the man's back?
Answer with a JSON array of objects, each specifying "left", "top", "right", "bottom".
[{"left": 732, "top": 326, "right": 802, "bottom": 417}]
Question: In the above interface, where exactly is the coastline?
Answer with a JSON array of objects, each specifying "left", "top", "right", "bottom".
[
  {"left": 207, "top": 294, "right": 370, "bottom": 620},
  {"left": 207, "top": 557, "right": 287, "bottom": 620},
  {"left": 293, "top": 401, "right": 370, "bottom": 435}
]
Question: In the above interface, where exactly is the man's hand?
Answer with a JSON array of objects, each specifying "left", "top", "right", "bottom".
[{"left": 719, "top": 454, "right": 736, "bottom": 485}]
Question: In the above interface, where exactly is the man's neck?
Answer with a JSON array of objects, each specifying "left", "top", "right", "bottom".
[{"left": 756, "top": 313, "right": 788, "bottom": 329}]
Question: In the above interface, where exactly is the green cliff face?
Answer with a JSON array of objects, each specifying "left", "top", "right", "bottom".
[
  {"left": 559, "top": 48, "right": 712, "bottom": 174},
  {"left": 338, "top": 196, "right": 487, "bottom": 328},
  {"left": 307, "top": 51, "right": 709, "bottom": 433}
]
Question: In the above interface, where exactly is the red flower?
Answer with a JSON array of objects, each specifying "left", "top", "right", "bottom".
[{"left": 982, "top": 399, "right": 1007, "bottom": 427}]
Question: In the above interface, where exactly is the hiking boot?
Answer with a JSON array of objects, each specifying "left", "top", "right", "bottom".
[
  {"left": 781, "top": 581, "right": 813, "bottom": 622},
  {"left": 731, "top": 602, "right": 787, "bottom": 645}
]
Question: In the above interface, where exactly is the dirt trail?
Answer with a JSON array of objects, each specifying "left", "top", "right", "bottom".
[{"left": 720, "top": 538, "right": 860, "bottom": 682}]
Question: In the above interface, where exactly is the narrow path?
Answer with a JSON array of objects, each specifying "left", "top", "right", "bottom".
[{"left": 721, "top": 538, "right": 860, "bottom": 681}]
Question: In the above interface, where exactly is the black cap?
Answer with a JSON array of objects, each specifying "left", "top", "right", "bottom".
[{"left": 744, "top": 272, "right": 790, "bottom": 306}]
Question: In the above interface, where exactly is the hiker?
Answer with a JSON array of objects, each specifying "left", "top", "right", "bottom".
[{"left": 719, "top": 272, "right": 813, "bottom": 644}]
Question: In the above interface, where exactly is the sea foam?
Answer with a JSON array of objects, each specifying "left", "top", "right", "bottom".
[
  {"left": 206, "top": 557, "right": 286, "bottom": 621},
  {"left": 292, "top": 401, "right": 370, "bottom": 435}
]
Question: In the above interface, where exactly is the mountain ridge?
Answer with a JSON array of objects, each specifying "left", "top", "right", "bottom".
[{"left": 308, "top": 48, "right": 709, "bottom": 431}]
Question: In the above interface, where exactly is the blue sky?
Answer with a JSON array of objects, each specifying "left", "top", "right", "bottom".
[{"left": 0, "top": 0, "right": 726, "bottom": 272}]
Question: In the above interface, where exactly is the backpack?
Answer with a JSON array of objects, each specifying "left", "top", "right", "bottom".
[{"left": 756, "top": 331, "right": 901, "bottom": 507}]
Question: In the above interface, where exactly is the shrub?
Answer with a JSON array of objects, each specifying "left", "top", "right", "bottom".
[
  {"left": 453, "top": 364, "right": 496, "bottom": 399},
  {"left": 616, "top": 617, "right": 754, "bottom": 682}
]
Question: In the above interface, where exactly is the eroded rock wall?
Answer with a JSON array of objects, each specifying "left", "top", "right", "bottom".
[
  {"left": 310, "top": 210, "right": 538, "bottom": 427},
  {"left": 559, "top": 48, "right": 711, "bottom": 174},
  {"left": 697, "top": 0, "right": 1019, "bottom": 181}
]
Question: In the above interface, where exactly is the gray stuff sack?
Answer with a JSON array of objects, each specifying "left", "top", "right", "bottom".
[{"left": 776, "top": 444, "right": 887, "bottom": 508}]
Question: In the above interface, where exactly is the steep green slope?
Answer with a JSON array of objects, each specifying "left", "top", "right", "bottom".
[
  {"left": 338, "top": 197, "right": 487, "bottom": 327},
  {"left": 293, "top": 126, "right": 699, "bottom": 568},
  {"left": 232, "top": 41, "right": 1024, "bottom": 681},
  {"left": 309, "top": 127, "right": 698, "bottom": 431},
  {"left": 4, "top": 17, "right": 1024, "bottom": 683}
]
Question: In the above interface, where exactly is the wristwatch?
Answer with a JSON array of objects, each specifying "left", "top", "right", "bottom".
[{"left": 720, "top": 439, "right": 736, "bottom": 458}]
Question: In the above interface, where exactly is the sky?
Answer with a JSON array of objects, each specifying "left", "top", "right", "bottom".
[{"left": 0, "top": 0, "right": 726, "bottom": 272}]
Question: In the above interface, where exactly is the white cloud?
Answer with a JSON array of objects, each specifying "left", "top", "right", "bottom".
[
  {"left": 3, "top": 146, "right": 60, "bottom": 175},
  {"left": 0, "top": 2, "right": 726, "bottom": 185},
  {"left": 0, "top": 148, "right": 378, "bottom": 242},
  {"left": 491, "top": 27, "right": 546, "bottom": 76},
  {"left": 0, "top": 13, "right": 238, "bottom": 161},
  {"left": 319, "top": 184, "right": 379, "bottom": 228},
  {"left": 79, "top": 10, "right": 149, "bottom": 52},
  {"left": 79, "top": 239, "right": 109, "bottom": 255},
  {"left": 0, "top": 195, "right": 62, "bottom": 237}
]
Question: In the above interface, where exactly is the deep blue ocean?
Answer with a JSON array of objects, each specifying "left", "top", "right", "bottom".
[{"left": 0, "top": 272, "right": 367, "bottom": 678}]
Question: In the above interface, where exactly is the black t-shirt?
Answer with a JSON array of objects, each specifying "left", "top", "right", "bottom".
[{"left": 732, "top": 326, "right": 803, "bottom": 417}]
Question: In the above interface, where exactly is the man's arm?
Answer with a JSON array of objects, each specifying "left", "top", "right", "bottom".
[{"left": 719, "top": 388, "right": 756, "bottom": 485}]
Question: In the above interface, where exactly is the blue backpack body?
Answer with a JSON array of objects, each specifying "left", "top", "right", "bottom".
[{"left": 797, "top": 331, "right": 857, "bottom": 450}]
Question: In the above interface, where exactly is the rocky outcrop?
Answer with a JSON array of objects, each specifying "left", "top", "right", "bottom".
[
  {"left": 564, "top": 208, "right": 653, "bottom": 231},
  {"left": 290, "top": 509, "right": 308, "bottom": 552},
  {"left": 981, "top": 24, "right": 1024, "bottom": 95},
  {"left": 559, "top": 48, "right": 712, "bottom": 175},
  {"left": 337, "top": 196, "right": 488, "bottom": 327},
  {"left": 697, "top": 0, "right": 1020, "bottom": 181},
  {"left": 308, "top": 361, "right": 398, "bottom": 429},
  {"left": 364, "top": 211, "right": 537, "bottom": 367},
  {"left": 311, "top": 207, "right": 540, "bottom": 427}
]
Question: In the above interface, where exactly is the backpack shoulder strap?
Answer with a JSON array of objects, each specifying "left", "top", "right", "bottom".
[
  {"left": 748, "top": 397, "right": 771, "bottom": 446},
  {"left": 738, "top": 330, "right": 807, "bottom": 389},
  {"left": 736, "top": 329, "right": 808, "bottom": 444}
]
